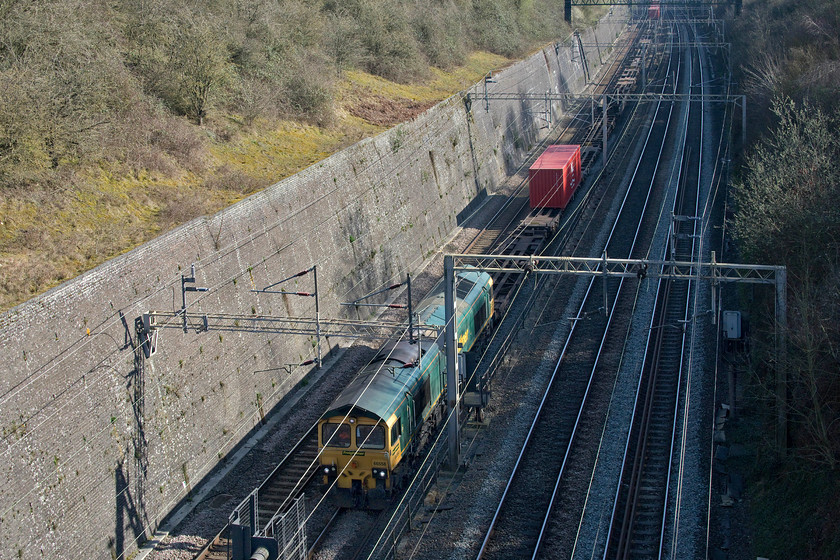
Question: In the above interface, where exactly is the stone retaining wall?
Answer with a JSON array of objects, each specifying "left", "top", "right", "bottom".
[{"left": 0, "top": 10, "right": 626, "bottom": 559}]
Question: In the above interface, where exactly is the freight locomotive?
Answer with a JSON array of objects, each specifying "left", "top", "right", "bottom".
[{"left": 317, "top": 269, "right": 493, "bottom": 508}]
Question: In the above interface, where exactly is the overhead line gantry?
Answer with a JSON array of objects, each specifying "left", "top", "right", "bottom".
[
  {"left": 442, "top": 253, "right": 786, "bottom": 466},
  {"left": 562, "top": 0, "right": 739, "bottom": 22},
  {"left": 466, "top": 90, "right": 747, "bottom": 161}
]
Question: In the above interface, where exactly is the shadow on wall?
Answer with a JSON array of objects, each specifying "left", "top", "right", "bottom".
[
  {"left": 113, "top": 461, "right": 150, "bottom": 560},
  {"left": 519, "top": 94, "right": 544, "bottom": 143},
  {"left": 502, "top": 107, "right": 519, "bottom": 176},
  {"left": 112, "top": 314, "right": 151, "bottom": 560},
  {"left": 501, "top": 97, "right": 541, "bottom": 177},
  {"left": 456, "top": 188, "right": 488, "bottom": 226}
]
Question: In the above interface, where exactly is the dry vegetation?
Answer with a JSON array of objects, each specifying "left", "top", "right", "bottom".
[
  {"left": 0, "top": 0, "right": 606, "bottom": 311},
  {"left": 729, "top": 0, "right": 840, "bottom": 556}
]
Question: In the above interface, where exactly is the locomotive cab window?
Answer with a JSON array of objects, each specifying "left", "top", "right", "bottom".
[
  {"left": 390, "top": 419, "right": 402, "bottom": 447},
  {"left": 475, "top": 295, "right": 487, "bottom": 331},
  {"left": 322, "top": 422, "right": 351, "bottom": 448},
  {"left": 456, "top": 279, "right": 476, "bottom": 298},
  {"left": 413, "top": 377, "right": 430, "bottom": 423},
  {"left": 356, "top": 425, "right": 385, "bottom": 449}
]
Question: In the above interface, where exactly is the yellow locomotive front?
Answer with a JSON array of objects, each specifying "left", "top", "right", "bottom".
[
  {"left": 317, "top": 337, "right": 449, "bottom": 509},
  {"left": 318, "top": 414, "right": 399, "bottom": 509}
]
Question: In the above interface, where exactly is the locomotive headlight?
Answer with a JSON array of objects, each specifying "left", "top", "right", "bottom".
[
  {"left": 323, "top": 465, "right": 337, "bottom": 476},
  {"left": 372, "top": 468, "right": 388, "bottom": 479}
]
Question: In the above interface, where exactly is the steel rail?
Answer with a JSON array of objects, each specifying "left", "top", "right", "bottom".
[
  {"left": 614, "top": 278, "right": 676, "bottom": 559},
  {"left": 664, "top": 18, "right": 708, "bottom": 557},
  {"left": 460, "top": 44, "right": 654, "bottom": 439},
  {"left": 476, "top": 24, "right": 681, "bottom": 559},
  {"left": 198, "top": 28, "right": 649, "bottom": 560},
  {"left": 197, "top": 427, "right": 320, "bottom": 560},
  {"left": 538, "top": 22, "right": 688, "bottom": 559},
  {"left": 307, "top": 508, "right": 342, "bottom": 558},
  {"left": 188, "top": 20, "right": 653, "bottom": 560},
  {"left": 606, "top": 21, "right": 699, "bottom": 558},
  {"left": 462, "top": 25, "right": 641, "bottom": 258},
  {"left": 306, "top": 507, "right": 386, "bottom": 560},
  {"left": 604, "top": 19, "right": 708, "bottom": 558},
  {"left": 378, "top": 24, "right": 655, "bottom": 559}
]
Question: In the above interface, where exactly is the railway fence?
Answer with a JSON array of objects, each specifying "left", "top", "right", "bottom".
[{"left": 367, "top": 422, "right": 450, "bottom": 560}]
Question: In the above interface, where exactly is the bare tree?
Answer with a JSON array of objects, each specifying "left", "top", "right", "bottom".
[
  {"left": 734, "top": 98, "right": 840, "bottom": 467},
  {"left": 172, "top": 16, "right": 232, "bottom": 125}
]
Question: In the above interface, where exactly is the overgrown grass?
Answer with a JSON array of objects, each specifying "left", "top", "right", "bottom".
[
  {"left": 1, "top": 0, "right": 600, "bottom": 310},
  {"left": 0, "top": 52, "right": 510, "bottom": 311},
  {"left": 340, "top": 51, "right": 512, "bottom": 103},
  {"left": 210, "top": 120, "right": 352, "bottom": 184}
]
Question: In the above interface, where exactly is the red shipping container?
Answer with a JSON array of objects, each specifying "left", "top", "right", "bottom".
[{"left": 529, "top": 145, "right": 582, "bottom": 209}]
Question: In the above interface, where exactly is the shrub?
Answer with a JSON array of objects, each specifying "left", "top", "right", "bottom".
[
  {"left": 411, "top": 0, "right": 468, "bottom": 69},
  {"left": 356, "top": 0, "right": 426, "bottom": 82},
  {"left": 284, "top": 69, "right": 335, "bottom": 125},
  {"left": 470, "top": 0, "right": 522, "bottom": 57},
  {"left": 323, "top": 11, "right": 365, "bottom": 76},
  {"left": 733, "top": 98, "right": 840, "bottom": 270}
]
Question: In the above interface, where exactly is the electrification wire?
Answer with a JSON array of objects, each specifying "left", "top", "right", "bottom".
[
  {"left": 4, "top": 95, "right": 544, "bottom": 548},
  {"left": 670, "top": 24, "right": 734, "bottom": 558},
  {"left": 0, "top": 60, "right": 549, "bottom": 419},
  {"left": 2, "top": 17, "right": 634, "bottom": 556},
  {"left": 0, "top": 77, "right": 544, "bottom": 490},
  {"left": 404, "top": 17, "right": 668, "bottom": 550}
]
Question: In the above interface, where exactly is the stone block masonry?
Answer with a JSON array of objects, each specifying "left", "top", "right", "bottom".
[{"left": 0, "top": 10, "right": 626, "bottom": 559}]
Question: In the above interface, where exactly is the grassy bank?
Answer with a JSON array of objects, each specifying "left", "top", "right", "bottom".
[
  {"left": 0, "top": 0, "right": 612, "bottom": 311},
  {"left": 0, "top": 51, "right": 511, "bottom": 310}
]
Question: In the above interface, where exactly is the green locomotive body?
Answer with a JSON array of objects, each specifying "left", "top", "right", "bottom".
[{"left": 318, "top": 269, "right": 493, "bottom": 508}]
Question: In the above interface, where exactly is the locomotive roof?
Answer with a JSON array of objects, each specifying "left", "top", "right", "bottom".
[
  {"left": 323, "top": 269, "right": 491, "bottom": 423},
  {"left": 417, "top": 269, "right": 489, "bottom": 327},
  {"left": 323, "top": 339, "right": 438, "bottom": 422}
]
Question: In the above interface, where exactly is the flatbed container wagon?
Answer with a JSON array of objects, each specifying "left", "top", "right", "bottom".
[{"left": 529, "top": 144, "right": 582, "bottom": 209}]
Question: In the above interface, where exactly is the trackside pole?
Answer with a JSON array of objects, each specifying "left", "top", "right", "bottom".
[
  {"left": 314, "top": 265, "right": 321, "bottom": 367},
  {"left": 776, "top": 266, "right": 787, "bottom": 457},
  {"left": 407, "top": 273, "right": 414, "bottom": 343},
  {"left": 602, "top": 94, "right": 608, "bottom": 167},
  {"left": 741, "top": 95, "right": 747, "bottom": 147},
  {"left": 444, "top": 255, "right": 460, "bottom": 469}
]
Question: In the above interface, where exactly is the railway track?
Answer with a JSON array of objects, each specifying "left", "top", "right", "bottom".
[
  {"left": 307, "top": 507, "right": 387, "bottom": 560},
  {"left": 463, "top": 24, "right": 643, "bottom": 313},
  {"left": 474, "top": 25, "right": 683, "bottom": 559},
  {"left": 197, "top": 428, "right": 320, "bottom": 560},
  {"left": 607, "top": 17, "right": 710, "bottom": 559},
  {"left": 459, "top": 26, "right": 655, "bottom": 411},
  {"left": 184, "top": 19, "right": 660, "bottom": 560},
  {"left": 388, "top": 11, "right": 731, "bottom": 560}
]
